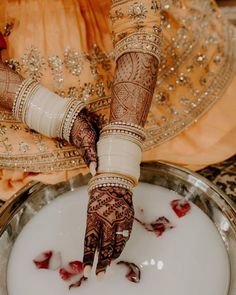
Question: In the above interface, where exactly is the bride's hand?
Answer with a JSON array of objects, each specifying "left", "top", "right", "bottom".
[
  {"left": 70, "top": 109, "right": 98, "bottom": 173},
  {"left": 83, "top": 186, "right": 134, "bottom": 276},
  {"left": 0, "top": 59, "right": 99, "bottom": 172}
]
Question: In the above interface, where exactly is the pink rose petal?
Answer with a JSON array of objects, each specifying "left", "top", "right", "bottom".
[{"left": 171, "top": 199, "right": 191, "bottom": 218}]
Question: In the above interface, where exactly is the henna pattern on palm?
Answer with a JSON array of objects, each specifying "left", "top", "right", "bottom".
[
  {"left": 0, "top": 60, "right": 23, "bottom": 111},
  {"left": 110, "top": 52, "right": 158, "bottom": 127},
  {"left": 83, "top": 186, "right": 134, "bottom": 275},
  {"left": 70, "top": 110, "right": 98, "bottom": 168}
]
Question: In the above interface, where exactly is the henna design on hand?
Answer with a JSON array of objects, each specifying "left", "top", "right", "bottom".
[
  {"left": 0, "top": 60, "right": 23, "bottom": 111},
  {"left": 110, "top": 52, "right": 158, "bottom": 127},
  {"left": 70, "top": 110, "right": 98, "bottom": 168},
  {"left": 83, "top": 186, "right": 134, "bottom": 275}
]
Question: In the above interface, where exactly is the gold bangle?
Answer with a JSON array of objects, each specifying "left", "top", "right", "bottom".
[
  {"left": 95, "top": 171, "right": 138, "bottom": 187},
  {"left": 88, "top": 173, "right": 135, "bottom": 193}
]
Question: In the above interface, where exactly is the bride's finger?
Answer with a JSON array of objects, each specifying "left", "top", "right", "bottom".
[
  {"left": 83, "top": 216, "right": 101, "bottom": 277},
  {"left": 96, "top": 225, "right": 115, "bottom": 276},
  {"left": 81, "top": 144, "right": 98, "bottom": 169},
  {"left": 112, "top": 222, "right": 132, "bottom": 260}
]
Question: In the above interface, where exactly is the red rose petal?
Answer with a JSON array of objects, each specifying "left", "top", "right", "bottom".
[
  {"left": 59, "top": 268, "right": 75, "bottom": 281},
  {"left": 59, "top": 260, "right": 84, "bottom": 281},
  {"left": 135, "top": 216, "right": 174, "bottom": 237},
  {"left": 33, "top": 251, "right": 53, "bottom": 269},
  {"left": 69, "top": 276, "right": 87, "bottom": 289},
  {"left": 69, "top": 261, "right": 83, "bottom": 273},
  {"left": 117, "top": 261, "right": 140, "bottom": 283},
  {"left": 171, "top": 199, "right": 191, "bottom": 218},
  {"left": 151, "top": 216, "right": 174, "bottom": 237},
  {"left": 0, "top": 32, "right": 7, "bottom": 50}
]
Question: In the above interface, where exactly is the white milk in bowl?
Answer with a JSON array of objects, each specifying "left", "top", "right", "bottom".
[{"left": 7, "top": 183, "right": 230, "bottom": 295}]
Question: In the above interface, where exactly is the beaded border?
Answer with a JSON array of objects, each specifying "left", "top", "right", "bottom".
[
  {"left": 115, "top": 32, "right": 161, "bottom": 62},
  {"left": 58, "top": 99, "right": 86, "bottom": 143},
  {"left": 21, "top": 84, "right": 40, "bottom": 124},
  {"left": 12, "top": 78, "right": 38, "bottom": 122},
  {"left": 103, "top": 122, "right": 146, "bottom": 141},
  {"left": 88, "top": 173, "right": 134, "bottom": 193}
]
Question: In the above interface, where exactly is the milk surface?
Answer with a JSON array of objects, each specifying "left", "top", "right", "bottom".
[{"left": 7, "top": 183, "right": 230, "bottom": 295}]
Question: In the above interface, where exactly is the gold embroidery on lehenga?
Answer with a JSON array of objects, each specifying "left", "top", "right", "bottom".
[
  {"left": 48, "top": 55, "right": 64, "bottom": 90},
  {"left": 5, "top": 59, "right": 21, "bottom": 73},
  {"left": 0, "top": 1, "right": 235, "bottom": 172},
  {"left": 64, "top": 47, "right": 84, "bottom": 77},
  {"left": 21, "top": 47, "right": 46, "bottom": 81},
  {"left": 110, "top": 0, "right": 162, "bottom": 61}
]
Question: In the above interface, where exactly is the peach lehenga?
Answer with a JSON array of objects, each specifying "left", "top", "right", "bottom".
[{"left": 0, "top": 0, "right": 236, "bottom": 200}]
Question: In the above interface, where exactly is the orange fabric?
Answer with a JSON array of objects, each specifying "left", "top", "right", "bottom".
[
  {"left": 142, "top": 74, "right": 236, "bottom": 170},
  {"left": 110, "top": 0, "right": 161, "bottom": 44},
  {"left": 0, "top": 167, "right": 88, "bottom": 201},
  {"left": 0, "top": 0, "right": 235, "bottom": 200}
]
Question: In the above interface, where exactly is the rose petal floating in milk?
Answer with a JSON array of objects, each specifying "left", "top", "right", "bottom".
[
  {"left": 59, "top": 261, "right": 83, "bottom": 281},
  {"left": 171, "top": 199, "right": 191, "bottom": 218},
  {"left": 8, "top": 184, "right": 230, "bottom": 295},
  {"left": 33, "top": 251, "right": 62, "bottom": 270},
  {"left": 150, "top": 216, "right": 174, "bottom": 237},
  {"left": 135, "top": 216, "right": 174, "bottom": 237},
  {"left": 117, "top": 261, "right": 141, "bottom": 283}
]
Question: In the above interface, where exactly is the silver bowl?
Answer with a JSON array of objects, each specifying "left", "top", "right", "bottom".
[{"left": 0, "top": 162, "right": 235, "bottom": 294}]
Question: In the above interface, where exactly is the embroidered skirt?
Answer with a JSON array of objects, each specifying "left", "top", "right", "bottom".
[{"left": 0, "top": 0, "right": 235, "bottom": 200}]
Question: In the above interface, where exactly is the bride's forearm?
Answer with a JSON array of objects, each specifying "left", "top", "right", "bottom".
[
  {"left": 0, "top": 60, "right": 23, "bottom": 111},
  {"left": 109, "top": 52, "right": 158, "bottom": 127}
]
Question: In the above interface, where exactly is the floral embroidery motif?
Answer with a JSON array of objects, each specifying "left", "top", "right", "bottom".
[
  {"left": 21, "top": 47, "right": 46, "bottom": 81},
  {"left": 128, "top": 2, "right": 147, "bottom": 27},
  {"left": 19, "top": 142, "right": 30, "bottom": 153},
  {"left": 64, "top": 47, "right": 84, "bottom": 77},
  {"left": 48, "top": 55, "right": 64, "bottom": 90},
  {"left": 5, "top": 59, "right": 21, "bottom": 73}
]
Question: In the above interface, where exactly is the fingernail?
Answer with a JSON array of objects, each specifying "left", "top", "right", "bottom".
[
  {"left": 89, "top": 162, "right": 97, "bottom": 176},
  {"left": 83, "top": 265, "right": 92, "bottom": 278},
  {"left": 96, "top": 271, "right": 105, "bottom": 281}
]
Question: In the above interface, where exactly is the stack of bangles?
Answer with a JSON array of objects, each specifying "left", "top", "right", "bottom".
[
  {"left": 12, "top": 78, "right": 86, "bottom": 142},
  {"left": 88, "top": 121, "right": 146, "bottom": 192}
]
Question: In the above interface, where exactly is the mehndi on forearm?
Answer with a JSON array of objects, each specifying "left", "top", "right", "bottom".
[{"left": 109, "top": 52, "right": 158, "bottom": 127}]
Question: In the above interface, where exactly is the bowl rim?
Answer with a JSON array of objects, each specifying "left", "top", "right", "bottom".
[{"left": 0, "top": 161, "right": 235, "bottom": 234}]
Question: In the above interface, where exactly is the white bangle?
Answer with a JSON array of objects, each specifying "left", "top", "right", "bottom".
[
  {"left": 25, "top": 86, "right": 68, "bottom": 138},
  {"left": 97, "top": 136, "right": 142, "bottom": 183},
  {"left": 98, "top": 136, "right": 142, "bottom": 157},
  {"left": 13, "top": 80, "right": 86, "bottom": 141}
]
